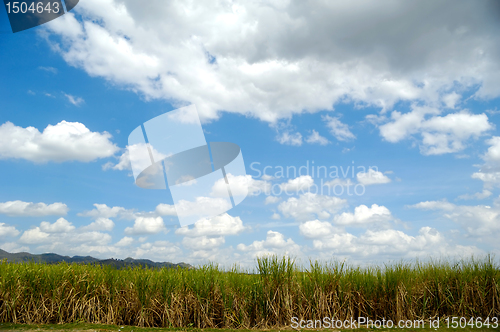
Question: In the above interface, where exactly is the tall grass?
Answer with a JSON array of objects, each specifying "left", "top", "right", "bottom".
[{"left": 0, "top": 255, "right": 498, "bottom": 328}]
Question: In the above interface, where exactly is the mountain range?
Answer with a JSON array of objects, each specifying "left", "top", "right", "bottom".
[{"left": 0, "top": 249, "right": 193, "bottom": 269}]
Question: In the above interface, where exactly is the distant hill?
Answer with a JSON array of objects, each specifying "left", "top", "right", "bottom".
[{"left": 0, "top": 249, "right": 193, "bottom": 269}]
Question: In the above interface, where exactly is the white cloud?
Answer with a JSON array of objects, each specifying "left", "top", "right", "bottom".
[
  {"left": 472, "top": 172, "right": 500, "bottom": 189},
  {"left": 172, "top": 213, "right": 248, "bottom": 260},
  {"left": 305, "top": 222, "right": 481, "bottom": 260},
  {"left": 356, "top": 169, "right": 391, "bottom": 185},
  {"left": 409, "top": 200, "right": 500, "bottom": 238},
  {"left": 324, "top": 178, "right": 354, "bottom": 187},
  {"left": 305, "top": 130, "right": 330, "bottom": 145},
  {"left": 211, "top": 174, "right": 270, "bottom": 197},
  {"left": 378, "top": 106, "right": 493, "bottom": 155},
  {"left": 115, "top": 236, "right": 134, "bottom": 247},
  {"left": 481, "top": 136, "right": 500, "bottom": 162},
  {"left": 261, "top": 174, "right": 274, "bottom": 181},
  {"left": 323, "top": 115, "right": 355, "bottom": 141},
  {"left": 173, "top": 197, "right": 232, "bottom": 218},
  {"left": 78, "top": 204, "right": 135, "bottom": 219},
  {"left": 279, "top": 175, "right": 314, "bottom": 193},
  {"left": 102, "top": 149, "right": 131, "bottom": 171},
  {"left": 81, "top": 217, "right": 115, "bottom": 231},
  {"left": 237, "top": 230, "right": 301, "bottom": 257},
  {"left": 0, "top": 201, "right": 68, "bottom": 217},
  {"left": 470, "top": 137, "right": 500, "bottom": 190},
  {"left": 44, "top": 1, "right": 500, "bottom": 122},
  {"left": 265, "top": 196, "right": 281, "bottom": 205},
  {"left": 357, "top": 227, "right": 443, "bottom": 255},
  {"left": 155, "top": 203, "right": 177, "bottom": 216},
  {"left": 271, "top": 213, "right": 281, "bottom": 220},
  {"left": 182, "top": 236, "right": 225, "bottom": 250},
  {"left": 134, "top": 241, "right": 183, "bottom": 262},
  {"left": 0, "top": 223, "right": 20, "bottom": 238},
  {"left": 0, "top": 121, "right": 119, "bottom": 163},
  {"left": 333, "top": 204, "right": 393, "bottom": 227},
  {"left": 18, "top": 218, "right": 114, "bottom": 249},
  {"left": 40, "top": 218, "right": 75, "bottom": 233},
  {"left": 125, "top": 216, "right": 166, "bottom": 235},
  {"left": 0, "top": 242, "right": 29, "bottom": 253},
  {"left": 176, "top": 213, "right": 247, "bottom": 237},
  {"left": 71, "top": 231, "right": 113, "bottom": 245},
  {"left": 458, "top": 190, "right": 492, "bottom": 200},
  {"left": 277, "top": 132, "right": 302, "bottom": 146},
  {"left": 442, "top": 92, "right": 461, "bottom": 109},
  {"left": 19, "top": 228, "right": 50, "bottom": 244},
  {"left": 278, "top": 192, "right": 346, "bottom": 221},
  {"left": 64, "top": 93, "right": 85, "bottom": 106},
  {"left": 299, "top": 219, "right": 336, "bottom": 239},
  {"left": 409, "top": 200, "right": 456, "bottom": 211}
]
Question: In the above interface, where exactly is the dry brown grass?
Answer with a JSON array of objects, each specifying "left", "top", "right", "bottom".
[{"left": 0, "top": 255, "right": 498, "bottom": 328}]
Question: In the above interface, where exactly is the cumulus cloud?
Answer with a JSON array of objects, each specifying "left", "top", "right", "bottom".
[
  {"left": 20, "top": 227, "right": 50, "bottom": 244},
  {"left": 176, "top": 213, "right": 247, "bottom": 237},
  {"left": 0, "top": 223, "right": 20, "bottom": 238},
  {"left": 78, "top": 204, "right": 136, "bottom": 220},
  {"left": 299, "top": 219, "right": 337, "bottom": 239},
  {"left": 18, "top": 218, "right": 113, "bottom": 249},
  {"left": 237, "top": 230, "right": 301, "bottom": 258},
  {"left": 81, "top": 217, "right": 115, "bottom": 232},
  {"left": 0, "top": 121, "right": 119, "bottom": 163},
  {"left": 211, "top": 174, "right": 270, "bottom": 197},
  {"left": 279, "top": 175, "right": 315, "bottom": 193},
  {"left": 482, "top": 136, "right": 500, "bottom": 163},
  {"left": 102, "top": 149, "right": 131, "bottom": 171},
  {"left": 265, "top": 196, "right": 281, "bottom": 205},
  {"left": 43, "top": 1, "right": 500, "bottom": 123},
  {"left": 124, "top": 217, "right": 166, "bottom": 235},
  {"left": 377, "top": 106, "right": 493, "bottom": 155},
  {"left": 409, "top": 200, "right": 500, "bottom": 238},
  {"left": 470, "top": 137, "right": 500, "bottom": 190},
  {"left": 333, "top": 204, "right": 393, "bottom": 227},
  {"left": 323, "top": 115, "right": 355, "bottom": 141},
  {"left": 324, "top": 178, "right": 354, "bottom": 188},
  {"left": 155, "top": 203, "right": 177, "bottom": 216},
  {"left": 211, "top": 174, "right": 249, "bottom": 197},
  {"left": 40, "top": 218, "right": 75, "bottom": 233},
  {"left": 356, "top": 169, "right": 391, "bottom": 185},
  {"left": 182, "top": 236, "right": 225, "bottom": 250},
  {"left": 278, "top": 193, "right": 346, "bottom": 221},
  {"left": 356, "top": 227, "right": 443, "bottom": 255},
  {"left": 302, "top": 221, "right": 480, "bottom": 260},
  {"left": 442, "top": 92, "right": 461, "bottom": 109},
  {"left": 271, "top": 213, "right": 281, "bottom": 220},
  {"left": 0, "top": 201, "right": 68, "bottom": 217},
  {"left": 134, "top": 241, "right": 183, "bottom": 262},
  {"left": 409, "top": 200, "right": 456, "bottom": 211},
  {"left": 115, "top": 236, "right": 134, "bottom": 247},
  {"left": 172, "top": 213, "right": 248, "bottom": 257},
  {"left": 171, "top": 197, "right": 232, "bottom": 219},
  {"left": 458, "top": 190, "right": 492, "bottom": 200}
]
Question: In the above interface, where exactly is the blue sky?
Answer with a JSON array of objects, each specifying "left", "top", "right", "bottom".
[{"left": 1, "top": 0, "right": 500, "bottom": 267}]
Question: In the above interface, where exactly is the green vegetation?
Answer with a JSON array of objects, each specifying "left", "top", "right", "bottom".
[{"left": 0, "top": 256, "right": 498, "bottom": 329}]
